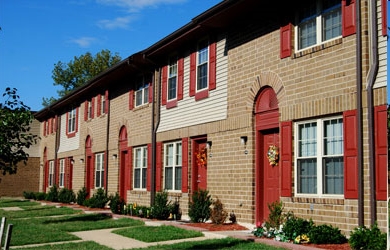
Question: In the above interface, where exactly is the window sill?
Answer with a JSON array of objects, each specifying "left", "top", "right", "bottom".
[
  {"left": 293, "top": 37, "right": 342, "bottom": 59},
  {"left": 292, "top": 196, "right": 345, "bottom": 205}
]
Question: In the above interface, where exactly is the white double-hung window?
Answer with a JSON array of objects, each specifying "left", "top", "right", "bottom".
[
  {"left": 295, "top": 116, "right": 343, "bottom": 196},
  {"left": 48, "top": 160, "right": 54, "bottom": 187},
  {"left": 164, "top": 141, "right": 182, "bottom": 191},
  {"left": 296, "top": 0, "right": 341, "bottom": 50},
  {"left": 134, "top": 146, "right": 147, "bottom": 189},
  {"left": 197, "top": 40, "right": 209, "bottom": 91},
  {"left": 95, "top": 153, "right": 104, "bottom": 188},
  {"left": 67, "top": 108, "right": 76, "bottom": 133},
  {"left": 135, "top": 78, "right": 149, "bottom": 107},
  {"left": 168, "top": 57, "right": 178, "bottom": 101},
  {"left": 59, "top": 159, "right": 65, "bottom": 188}
]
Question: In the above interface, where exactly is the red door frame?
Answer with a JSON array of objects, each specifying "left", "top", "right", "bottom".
[
  {"left": 191, "top": 136, "right": 208, "bottom": 192},
  {"left": 119, "top": 126, "right": 128, "bottom": 202},
  {"left": 254, "top": 87, "right": 280, "bottom": 226}
]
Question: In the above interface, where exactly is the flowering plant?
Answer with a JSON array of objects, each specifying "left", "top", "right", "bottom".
[
  {"left": 267, "top": 145, "right": 279, "bottom": 166},
  {"left": 196, "top": 147, "right": 207, "bottom": 168}
]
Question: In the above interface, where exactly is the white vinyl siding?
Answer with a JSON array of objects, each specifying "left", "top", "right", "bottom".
[
  {"left": 58, "top": 112, "right": 80, "bottom": 153},
  {"left": 158, "top": 36, "right": 227, "bottom": 132}
]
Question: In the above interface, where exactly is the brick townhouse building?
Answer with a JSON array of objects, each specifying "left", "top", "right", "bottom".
[{"left": 34, "top": 0, "right": 388, "bottom": 234}]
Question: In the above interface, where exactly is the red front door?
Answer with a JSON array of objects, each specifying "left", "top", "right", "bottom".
[
  {"left": 192, "top": 140, "right": 208, "bottom": 191},
  {"left": 119, "top": 150, "right": 128, "bottom": 201},
  {"left": 259, "top": 130, "right": 280, "bottom": 222}
]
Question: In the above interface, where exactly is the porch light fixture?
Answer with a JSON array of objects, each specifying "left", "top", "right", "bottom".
[
  {"left": 206, "top": 141, "right": 212, "bottom": 149},
  {"left": 70, "top": 159, "right": 75, "bottom": 165},
  {"left": 79, "top": 158, "right": 84, "bottom": 164},
  {"left": 240, "top": 136, "right": 248, "bottom": 146},
  {"left": 112, "top": 154, "right": 118, "bottom": 160}
]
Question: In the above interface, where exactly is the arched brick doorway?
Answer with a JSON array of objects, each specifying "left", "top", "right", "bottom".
[
  {"left": 119, "top": 126, "right": 130, "bottom": 202},
  {"left": 254, "top": 86, "right": 280, "bottom": 225}
]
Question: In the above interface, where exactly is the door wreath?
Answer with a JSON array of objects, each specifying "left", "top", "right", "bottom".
[{"left": 267, "top": 145, "right": 279, "bottom": 166}]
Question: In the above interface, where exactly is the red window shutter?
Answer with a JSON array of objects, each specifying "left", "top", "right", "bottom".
[
  {"left": 147, "top": 144, "right": 152, "bottom": 191},
  {"left": 44, "top": 161, "right": 48, "bottom": 192},
  {"left": 342, "top": 0, "right": 356, "bottom": 37},
  {"left": 84, "top": 101, "right": 88, "bottom": 121},
  {"left": 105, "top": 90, "right": 109, "bottom": 113},
  {"left": 75, "top": 107, "right": 79, "bottom": 133},
  {"left": 148, "top": 83, "right": 153, "bottom": 104},
  {"left": 54, "top": 116, "right": 57, "bottom": 132},
  {"left": 55, "top": 159, "right": 59, "bottom": 185},
  {"left": 189, "top": 52, "right": 196, "bottom": 96},
  {"left": 280, "top": 23, "right": 292, "bottom": 59},
  {"left": 181, "top": 137, "right": 188, "bottom": 193},
  {"left": 381, "top": 0, "right": 387, "bottom": 36},
  {"left": 43, "top": 121, "right": 47, "bottom": 136},
  {"left": 162, "top": 66, "right": 168, "bottom": 105},
  {"left": 343, "top": 109, "right": 358, "bottom": 199},
  {"left": 156, "top": 142, "right": 163, "bottom": 191},
  {"left": 97, "top": 94, "right": 101, "bottom": 116},
  {"left": 209, "top": 42, "right": 216, "bottom": 90},
  {"left": 280, "top": 121, "right": 292, "bottom": 197},
  {"left": 65, "top": 112, "right": 69, "bottom": 136},
  {"left": 374, "top": 105, "right": 387, "bottom": 200},
  {"left": 129, "top": 90, "right": 134, "bottom": 110},
  {"left": 49, "top": 119, "right": 52, "bottom": 134},
  {"left": 178, "top": 58, "right": 184, "bottom": 100}
]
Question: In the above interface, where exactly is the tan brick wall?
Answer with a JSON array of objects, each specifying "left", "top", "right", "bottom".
[{"left": 0, "top": 157, "right": 40, "bottom": 197}]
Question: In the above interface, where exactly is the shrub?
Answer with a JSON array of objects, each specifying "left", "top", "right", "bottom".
[
  {"left": 58, "top": 188, "right": 76, "bottom": 204},
  {"left": 23, "top": 191, "right": 35, "bottom": 199},
  {"left": 108, "top": 192, "right": 125, "bottom": 214},
  {"left": 349, "top": 223, "right": 387, "bottom": 250},
  {"left": 188, "top": 189, "right": 212, "bottom": 223},
  {"left": 76, "top": 187, "right": 88, "bottom": 205},
  {"left": 308, "top": 224, "right": 347, "bottom": 244},
  {"left": 150, "top": 191, "right": 171, "bottom": 220},
  {"left": 282, "top": 214, "right": 314, "bottom": 241},
  {"left": 34, "top": 192, "right": 46, "bottom": 200},
  {"left": 264, "top": 201, "right": 284, "bottom": 229},
  {"left": 45, "top": 185, "right": 59, "bottom": 202},
  {"left": 210, "top": 197, "right": 228, "bottom": 224},
  {"left": 84, "top": 188, "right": 108, "bottom": 208},
  {"left": 170, "top": 199, "right": 181, "bottom": 220}
]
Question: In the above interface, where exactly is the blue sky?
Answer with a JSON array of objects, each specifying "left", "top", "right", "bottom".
[{"left": 0, "top": 0, "right": 222, "bottom": 111}]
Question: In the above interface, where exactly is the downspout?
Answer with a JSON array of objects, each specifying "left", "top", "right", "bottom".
[
  {"left": 54, "top": 115, "right": 60, "bottom": 189},
  {"left": 105, "top": 92, "right": 111, "bottom": 196},
  {"left": 367, "top": 0, "right": 379, "bottom": 225},
  {"left": 355, "top": 0, "right": 364, "bottom": 227},
  {"left": 151, "top": 69, "right": 161, "bottom": 206}
]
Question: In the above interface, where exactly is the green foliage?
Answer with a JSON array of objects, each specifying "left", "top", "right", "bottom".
[
  {"left": 150, "top": 190, "right": 171, "bottom": 220},
  {"left": 58, "top": 188, "right": 76, "bottom": 204},
  {"left": 210, "top": 197, "right": 228, "bottom": 224},
  {"left": 43, "top": 49, "right": 121, "bottom": 106},
  {"left": 34, "top": 192, "right": 47, "bottom": 200},
  {"left": 108, "top": 192, "right": 125, "bottom": 214},
  {"left": 264, "top": 201, "right": 284, "bottom": 229},
  {"left": 46, "top": 185, "right": 59, "bottom": 202},
  {"left": 23, "top": 191, "right": 36, "bottom": 199},
  {"left": 307, "top": 224, "right": 347, "bottom": 244},
  {"left": 84, "top": 188, "right": 108, "bottom": 208},
  {"left": 282, "top": 214, "right": 314, "bottom": 241},
  {"left": 76, "top": 187, "right": 88, "bottom": 205},
  {"left": 170, "top": 199, "right": 181, "bottom": 220},
  {"left": 349, "top": 223, "right": 387, "bottom": 250},
  {"left": 188, "top": 189, "right": 212, "bottom": 223},
  {"left": 0, "top": 87, "right": 38, "bottom": 175}
]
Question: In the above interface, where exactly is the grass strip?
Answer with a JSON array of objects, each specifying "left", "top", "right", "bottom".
[
  {"left": 0, "top": 205, "right": 80, "bottom": 219},
  {"left": 113, "top": 225, "right": 203, "bottom": 242},
  {"left": 8, "top": 241, "right": 113, "bottom": 250}
]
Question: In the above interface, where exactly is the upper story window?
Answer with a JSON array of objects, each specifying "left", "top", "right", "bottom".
[
  {"left": 133, "top": 146, "right": 147, "bottom": 189},
  {"left": 95, "top": 153, "right": 104, "bottom": 188},
  {"left": 164, "top": 141, "right": 182, "bottom": 191},
  {"left": 295, "top": 116, "right": 343, "bottom": 197},
  {"left": 67, "top": 108, "right": 77, "bottom": 134},
  {"left": 59, "top": 159, "right": 65, "bottom": 188},
  {"left": 88, "top": 101, "right": 93, "bottom": 119},
  {"left": 197, "top": 40, "right": 209, "bottom": 91},
  {"left": 135, "top": 77, "right": 150, "bottom": 107},
  {"left": 101, "top": 95, "right": 106, "bottom": 114},
  {"left": 48, "top": 160, "right": 54, "bottom": 187},
  {"left": 168, "top": 57, "right": 178, "bottom": 101},
  {"left": 296, "top": 0, "right": 341, "bottom": 50}
]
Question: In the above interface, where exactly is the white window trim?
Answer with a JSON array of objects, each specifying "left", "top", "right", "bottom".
[
  {"left": 294, "top": 0, "right": 342, "bottom": 52},
  {"left": 163, "top": 141, "right": 182, "bottom": 192},
  {"left": 48, "top": 160, "right": 54, "bottom": 187},
  {"left": 101, "top": 95, "right": 106, "bottom": 114},
  {"left": 88, "top": 101, "right": 92, "bottom": 119},
  {"left": 294, "top": 116, "right": 344, "bottom": 198},
  {"left": 59, "top": 159, "right": 65, "bottom": 188},
  {"left": 167, "top": 58, "right": 178, "bottom": 101},
  {"left": 95, "top": 153, "right": 104, "bottom": 188},
  {"left": 196, "top": 40, "right": 209, "bottom": 92},
  {"left": 133, "top": 146, "right": 147, "bottom": 190},
  {"left": 67, "top": 108, "right": 76, "bottom": 133}
]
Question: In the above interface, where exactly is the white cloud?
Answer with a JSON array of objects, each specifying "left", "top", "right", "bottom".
[
  {"left": 96, "top": 0, "right": 186, "bottom": 12},
  {"left": 97, "top": 16, "right": 134, "bottom": 30},
  {"left": 68, "top": 37, "right": 97, "bottom": 48}
]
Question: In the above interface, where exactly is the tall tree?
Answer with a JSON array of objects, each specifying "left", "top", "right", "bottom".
[
  {"left": 0, "top": 87, "right": 38, "bottom": 175},
  {"left": 42, "top": 49, "right": 122, "bottom": 106}
]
